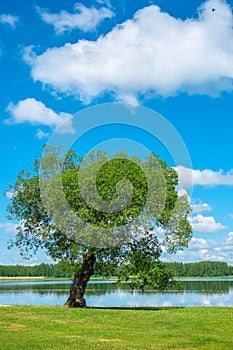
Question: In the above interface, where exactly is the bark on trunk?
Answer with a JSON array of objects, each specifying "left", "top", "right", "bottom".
[{"left": 64, "top": 251, "right": 96, "bottom": 308}]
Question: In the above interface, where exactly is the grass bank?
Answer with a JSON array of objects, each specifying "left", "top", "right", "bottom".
[
  {"left": 1, "top": 276, "right": 232, "bottom": 283},
  {"left": 0, "top": 276, "right": 116, "bottom": 283},
  {"left": 0, "top": 277, "right": 71, "bottom": 283},
  {"left": 0, "top": 306, "right": 232, "bottom": 349}
]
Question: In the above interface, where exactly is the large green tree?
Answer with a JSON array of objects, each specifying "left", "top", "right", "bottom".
[{"left": 7, "top": 146, "right": 192, "bottom": 307}]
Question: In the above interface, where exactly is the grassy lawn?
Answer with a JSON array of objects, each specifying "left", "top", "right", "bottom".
[{"left": 0, "top": 306, "right": 232, "bottom": 349}]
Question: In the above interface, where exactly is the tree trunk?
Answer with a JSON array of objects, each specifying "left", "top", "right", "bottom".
[{"left": 64, "top": 251, "right": 96, "bottom": 308}]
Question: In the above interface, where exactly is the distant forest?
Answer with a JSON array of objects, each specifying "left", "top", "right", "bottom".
[
  {"left": 165, "top": 261, "right": 233, "bottom": 277},
  {"left": 0, "top": 261, "right": 233, "bottom": 278},
  {"left": 0, "top": 263, "right": 72, "bottom": 278}
]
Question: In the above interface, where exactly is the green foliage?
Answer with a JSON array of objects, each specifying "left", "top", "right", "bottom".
[
  {"left": 116, "top": 233, "right": 173, "bottom": 290},
  {"left": 6, "top": 146, "right": 192, "bottom": 291}
]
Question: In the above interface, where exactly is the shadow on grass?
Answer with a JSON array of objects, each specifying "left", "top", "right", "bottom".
[{"left": 87, "top": 306, "right": 184, "bottom": 311}]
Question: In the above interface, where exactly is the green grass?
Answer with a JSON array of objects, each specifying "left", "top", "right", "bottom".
[
  {"left": 0, "top": 276, "right": 116, "bottom": 283},
  {"left": 0, "top": 277, "right": 71, "bottom": 283},
  {"left": 0, "top": 306, "right": 232, "bottom": 349}
]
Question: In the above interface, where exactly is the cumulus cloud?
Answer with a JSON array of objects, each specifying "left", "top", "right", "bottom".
[
  {"left": 176, "top": 166, "right": 233, "bottom": 188},
  {"left": 36, "top": 3, "right": 114, "bottom": 34},
  {"left": 192, "top": 202, "right": 212, "bottom": 213},
  {"left": 5, "top": 98, "right": 74, "bottom": 135},
  {"left": 188, "top": 214, "right": 227, "bottom": 233},
  {"left": 24, "top": 0, "right": 233, "bottom": 103},
  {"left": 162, "top": 232, "right": 233, "bottom": 264},
  {"left": 0, "top": 14, "right": 19, "bottom": 28},
  {"left": 188, "top": 237, "right": 210, "bottom": 249}
]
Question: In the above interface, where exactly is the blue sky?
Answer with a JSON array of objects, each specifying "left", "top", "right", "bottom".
[{"left": 1, "top": 0, "right": 233, "bottom": 265}]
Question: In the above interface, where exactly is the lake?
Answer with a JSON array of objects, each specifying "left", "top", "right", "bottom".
[{"left": 0, "top": 278, "right": 233, "bottom": 307}]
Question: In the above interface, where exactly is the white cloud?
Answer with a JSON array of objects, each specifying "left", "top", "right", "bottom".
[
  {"left": 5, "top": 98, "right": 74, "bottom": 135},
  {"left": 192, "top": 202, "right": 212, "bottom": 213},
  {"left": 24, "top": 0, "right": 233, "bottom": 103},
  {"left": 178, "top": 188, "right": 190, "bottom": 199},
  {"left": 162, "top": 232, "right": 233, "bottom": 264},
  {"left": 97, "top": 0, "right": 113, "bottom": 8},
  {"left": 176, "top": 166, "right": 233, "bottom": 188},
  {"left": 188, "top": 214, "right": 227, "bottom": 233},
  {"left": 225, "top": 231, "right": 233, "bottom": 245},
  {"left": 188, "top": 237, "right": 210, "bottom": 249},
  {"left": 0, "top": 222, "right": 17, "bottom": 234},
  {"left": 36, "top": 129, "right": 50, "bottom": 140},
  {"left": 5, "top": 191, "right": 14, "bottom": 199},
  {"left": 229, "top": 213, "right": 233, "bottom": 219},
  {"left": 0, "top": 14, "right": 19, "bottom": 28},
  {"left": 36, "top": 3, "right": 114, "bottom": 34}
]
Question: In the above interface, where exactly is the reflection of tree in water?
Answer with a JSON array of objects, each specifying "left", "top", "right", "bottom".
[
  {"left": 182, "top": 280, "right": 233, "bottom": 293},
  {"left": 0, "top": 282, "right": 71, "bottom": 298},
  {"left": 1, "top": 280, "right": 233, "bottom": 297},
  {"left": 82, "top": 280, "right": 233, "bottom": 295}
]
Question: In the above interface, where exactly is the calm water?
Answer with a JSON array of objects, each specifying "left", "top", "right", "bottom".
[{"left": 0, "top": 278, "right": 233, "bottom": 307}]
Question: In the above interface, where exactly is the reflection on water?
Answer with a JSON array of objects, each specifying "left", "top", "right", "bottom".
[{"left": 0, "top": 278, "right": 233, "bottom": 307}]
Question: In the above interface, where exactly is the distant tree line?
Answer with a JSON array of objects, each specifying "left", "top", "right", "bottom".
[
  {"left": 0, "top": 263, "right": 72, "bottom": 278},
  {"left": 0, "top": 261, "right": 232, "bottom": 278},
  {"left": 165, "top": 261, "right": 233, "bottom": 277}
]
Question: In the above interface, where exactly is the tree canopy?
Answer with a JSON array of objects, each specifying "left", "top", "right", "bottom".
[{"left": 7, "top": 146, "right": 192, "bottom": 307}]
